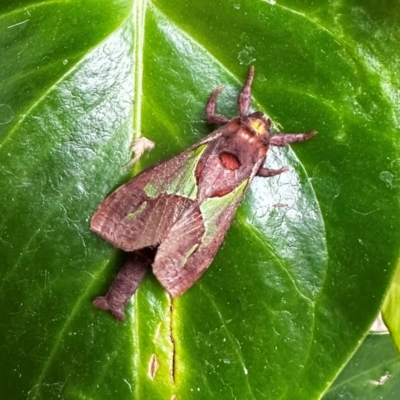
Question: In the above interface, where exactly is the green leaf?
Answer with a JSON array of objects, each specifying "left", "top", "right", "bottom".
[
  {"left": 1, "top": 0, "right": 400, "bottom": 399},
  {"left": 383, "top": 263, "right": 400, "bottom": 353},
  {"left": 324, "top": 334, "right": 400, "bottom": 399}
]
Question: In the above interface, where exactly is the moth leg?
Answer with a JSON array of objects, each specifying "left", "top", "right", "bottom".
[
  {"left": 206, "top": 86, "right": 229, "bottom": 125},
  {"left": 238, "top": 65, "right": 255, "bottom": 116},
  {"left": 270, "top": 131, "right": 317, "bottom": 146},
  {"left": 257, "top": 166, "right": 288, "bottom": 178},
  {"left": 93, "top": 250, "right": 152, "bottom": 321}
]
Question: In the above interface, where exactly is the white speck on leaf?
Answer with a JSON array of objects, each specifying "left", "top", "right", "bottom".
[
  {"left": 124, "top": 137, "right": 155, "bottom": 168},
  {"left": 379, "top": 171, "right": 394, "bottom": 187},
  {"left": 0, "top": 104, "right": 14, "bottom": 125},
  {"left": 7, "top": 19, "right": 29, "bottom": 29},
  {"left": 238, "top": 46, "right": 256, "bottom": 65}
]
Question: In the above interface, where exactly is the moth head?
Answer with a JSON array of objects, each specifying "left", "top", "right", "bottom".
[{"left": 246, "top": 112, "right": 271, "bottom": 139}]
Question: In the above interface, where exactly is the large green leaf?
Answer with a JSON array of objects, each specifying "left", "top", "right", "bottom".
[
  {"left": 383, "top": 263, "right": 400, "bottom": 354},
  {"left": 324, "top": 334, "right": 400, "bottom": 399},
  {"left": 1, "top": 0, "right": 400, "bottom": 398}
]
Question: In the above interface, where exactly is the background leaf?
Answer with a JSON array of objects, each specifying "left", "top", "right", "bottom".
[
  {"left": 1, "top": 0, "right": 400, "bottom": 399},
  {"left": 324, "top": 334, "right": 400, "bottom": 399},
  {"left": 383, "top": 264, "right": 400, "bottom": 353}
]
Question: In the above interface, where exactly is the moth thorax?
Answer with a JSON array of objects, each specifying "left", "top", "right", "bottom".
[{"left": 247, "top": 114, "right": 270, "bottom": 136}]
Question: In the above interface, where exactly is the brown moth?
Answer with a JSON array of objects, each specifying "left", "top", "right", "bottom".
[{"left": 91, "top": 66, "right": 316, "bottom": 320}]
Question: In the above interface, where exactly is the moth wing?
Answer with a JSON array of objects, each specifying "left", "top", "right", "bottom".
[
  {"left": 153, "top": 179, "right": 248, "bottom": 297},
  {"left": 91, "top": 151, "right": 200, "bottom": 251},
  {"left": 91, "top": 129, "right": 228, "bottom": 251}
]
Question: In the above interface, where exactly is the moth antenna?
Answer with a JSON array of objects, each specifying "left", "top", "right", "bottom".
[{"left": 238, "top": 65, "right": 255, "bottom": 116}]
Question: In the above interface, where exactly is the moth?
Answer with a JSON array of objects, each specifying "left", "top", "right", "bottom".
[{"left": 91, "top": 66, "right": 316, "bottom": 320}]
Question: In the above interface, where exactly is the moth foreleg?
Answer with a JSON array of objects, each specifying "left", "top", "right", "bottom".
[
  {"left": 93, "top": 251, "right": 152, "bottom": 321},
  {"left": 206, "top": 86, "right": 229, "bottom": 125},
  {"left": 256, "top": 166, "right": 288, "bottom": 178},
  {"left": 270, "top": 131, "right": 316, "bottom": 146}
]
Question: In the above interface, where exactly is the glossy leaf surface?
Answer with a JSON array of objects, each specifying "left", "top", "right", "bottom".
[
  {"left": 383, "top": 263, "right": 400, "bottom": 354},
  {"left": 1, "top": 0, "right": 400, "bottom": 399},
  {"left": 324, "top": 334, "right": 400, "bottom": 399}
]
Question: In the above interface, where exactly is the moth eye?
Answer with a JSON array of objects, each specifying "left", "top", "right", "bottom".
[{"left": 219, "top": 151, "right": 241, "bottom": 170}]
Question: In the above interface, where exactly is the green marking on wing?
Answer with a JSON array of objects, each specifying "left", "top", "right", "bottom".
[
  {"left": 181, "top": 243, "right": 199, "bottom": 268},
  {"left": 125, "top": 201, "right": 148, "bottom": 220},
  {"left": 143, "top": 182, "right": 159, "bottom": 199},
  {"left": 144, "top": 144, "right": 207, "bottom": 200},
  {"left": 200, "top": 179, "right": 248, "bottom": 247}
]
